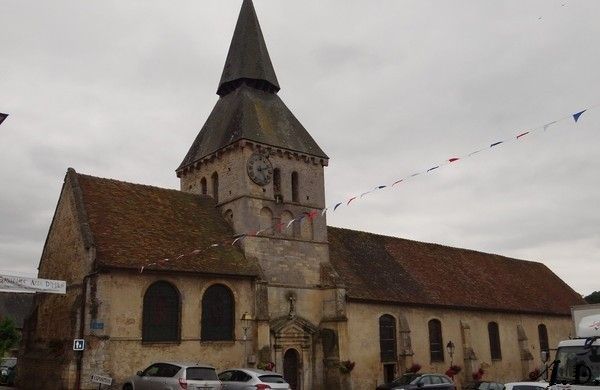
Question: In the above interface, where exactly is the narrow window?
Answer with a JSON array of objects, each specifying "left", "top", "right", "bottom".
[
  {"left": 273, "top": 168, "right": 282, "bottom": 201},
  {"left": 200, "top": 177, "right": 207, "bottom": 195},
  {"left": 201, "top": 284, "right": 234, "bottom": 341},
  {"left": 211, "top": 172, "right": 219, "bottom": 202},
  {"left": 260, "top": 207, "right": 273, "bottom": 233},
  {"left": 379, "top": 314, "right": 397, "bottom": 362},
  {"left": 142, "top": 281, "right": 180, "bottom": 342},
  {"left": 428, "top": 319, "right": 444, "bottom": 362},
  {"left": 488, "top": 322, "right": 502, "bottom": 360},
  {"left": 538, "top": 324, "right": 549, "bottom": 353},
  {"left": 291, "top": 172, "right": 299, "bottom": 202}
]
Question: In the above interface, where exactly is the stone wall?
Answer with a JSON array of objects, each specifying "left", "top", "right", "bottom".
[
  {"left": 78, "top": 271, "right": 257, "bottom": 389},
  {"left": 345, "top": 301, "right": 572, "bottom": 390},
  {"left": 18, "top": 173, "right": 94, "bottom": 390}
]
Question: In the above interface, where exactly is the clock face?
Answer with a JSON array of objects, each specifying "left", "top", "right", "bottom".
[{"left": 247, "top": 152, "right": 273, "bottom": 186}]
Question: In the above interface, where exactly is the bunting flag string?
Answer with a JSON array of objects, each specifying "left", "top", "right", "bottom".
[{"left": 138, "top": 105, "right": 597, "bottom": 273}]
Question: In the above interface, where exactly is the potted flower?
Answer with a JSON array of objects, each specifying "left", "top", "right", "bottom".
[
  {"left": 407, "top": 363, "right": 422, "bottom": 373},
  {"left": 445, "top": 365, "right": 462, "bottom": 378}
]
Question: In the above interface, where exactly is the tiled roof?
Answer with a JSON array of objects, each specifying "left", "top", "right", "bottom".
[
  {"left": 328, "top": 226, "right": 585, "bottom": 315},
  {"left": 74, "top": 172, "right": 259, "bottom": 277},
  {"left": 177, "top": 85, "right": 328, "bottom": 171}
]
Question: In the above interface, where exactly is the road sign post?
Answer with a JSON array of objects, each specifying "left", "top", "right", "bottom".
[{"left": 73, "top": 339, "right": 85, "bottom": 351}]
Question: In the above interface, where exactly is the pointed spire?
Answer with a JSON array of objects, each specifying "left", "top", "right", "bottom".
[{"left": 217, "top": 0, "right": 280, "bottom": 96}]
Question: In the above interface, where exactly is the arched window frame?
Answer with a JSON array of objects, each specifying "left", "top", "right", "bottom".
[
  {"left": 428, "top": 319, "right": 444, "bottom": 362},
  {"left": 379, "top": 314, "right": 397, "bottom": 363},
  {"left": 273, "top": 168, "right": 282, "bottom": 201},
  {"left": 538, "top": 324, "right": 549, "bottom": 353},
  {"left": 201, "top": 284, "right": 235, "bottom": 341},
  {"left": 211, "top": 172, "right": 219, "bottom": 202},
  {"left": 488, "top": 321, "right": 502, "bottom": 360},
  {"left": 142, "top": 281, "right": 181, "bottom": 343},
  {"left": 291, "top": 172, "right": 299, "bottom": 202},
  {"left": 200, "top": 177, "right": 207, "bottom": 195}
]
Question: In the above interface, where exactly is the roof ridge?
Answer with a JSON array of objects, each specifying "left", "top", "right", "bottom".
[
  {"left": 327, "top": 225, "right": 542, "bottom": 266},
  {"left": 75, "top": 171, "right": 214, "bottom": 201}
]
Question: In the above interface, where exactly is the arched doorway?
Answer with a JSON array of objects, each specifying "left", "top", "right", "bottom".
[{"left": 283, "top": 348, "right": 300, "bottom": 390}]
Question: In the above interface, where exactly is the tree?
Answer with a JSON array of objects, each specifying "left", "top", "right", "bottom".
[
  {"left": 584, "top": 291, "right": 600, "bottom": 304},
  {"left": 0, "top": 318, "right": 20, "bottom": 356}
]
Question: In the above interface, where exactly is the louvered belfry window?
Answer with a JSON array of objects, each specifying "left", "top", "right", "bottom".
[
  {"left": 142, "top": 281, "right": 180, "bottom": 342},
  {"left": 428, "top": 319, "right": 444, "bottom": 362},
  {"left": 538, "top": 324, "right": 549, "bottom": 352},
  {"left": 379, "top": 314, "right": 397, "bottom": 362},
  {"left": 488, "top": 322, "right": 502, "bottom": 360},
  {"left": 201, "top": 284, "right": 235, "bottom": 341}
]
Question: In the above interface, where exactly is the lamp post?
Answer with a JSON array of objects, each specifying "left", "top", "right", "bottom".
[
  {"left": 241, "top": 312, "right": 253, "bottom": 366},
  {"left": 446, "top": 341, "right": 456, "bottom": 366}
]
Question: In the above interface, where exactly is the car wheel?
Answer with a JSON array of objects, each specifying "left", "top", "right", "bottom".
[{"left": 123, "top": 384, "right": 133, "bottom": 390}]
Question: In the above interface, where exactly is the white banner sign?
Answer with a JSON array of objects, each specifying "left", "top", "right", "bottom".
[
  {"left": 91, "top": 374, "right": 113, "bottom": 385},
  {"left": 0, "top": 274, "right": 66, "bottom": 294}
]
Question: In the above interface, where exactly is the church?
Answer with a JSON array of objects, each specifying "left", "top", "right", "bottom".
[{"left": 18, "top": 1, "right": 585, "bottom": 389}]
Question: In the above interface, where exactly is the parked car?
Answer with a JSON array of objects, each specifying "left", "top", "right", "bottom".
[
  {"left": 218, "top": 368, "right": 290, "bottom": 389},
  {"left": 504, "top": 382, "right": 549, "bottom": 390},
  {"left": 470, "top": 381, "right": 505, "bottom": 390},
  {"left": 123, "top": 362, "right": 221, "bottom": 390},
  {"left": 0, "top": 357, "right": 17, "bottom": 386},
  {"left": 376, "top": 373, "right": 455, "bottom": 390}
]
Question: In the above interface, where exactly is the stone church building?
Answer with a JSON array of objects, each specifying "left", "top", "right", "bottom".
[{"left": 19, "top": 1, "right": 585, "bottom": 389}]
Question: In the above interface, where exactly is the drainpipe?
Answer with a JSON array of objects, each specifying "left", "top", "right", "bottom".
[{"left": 74, "top": 272, "right": 97, "bottom": 390}]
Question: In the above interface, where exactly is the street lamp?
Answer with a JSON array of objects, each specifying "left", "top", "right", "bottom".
[{"left": 446, "top": 341, "right": 456, "bottom": 365}]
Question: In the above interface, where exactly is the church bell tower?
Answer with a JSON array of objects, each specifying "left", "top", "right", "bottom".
[{"left": 176, "top": 0, "right": 331, "bottom": 286}]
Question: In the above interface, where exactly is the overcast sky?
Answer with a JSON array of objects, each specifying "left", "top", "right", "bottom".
[{"left": 1, "top": 0, "right": 598, "bottom": 295}]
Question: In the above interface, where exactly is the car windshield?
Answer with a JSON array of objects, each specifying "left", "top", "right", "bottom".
[
  {"left": 555, "top": 345, "right": 600, "bottom": 385},
  {"left": 259, "top": 375, "right": 286, "bottom": 383},
  {"left": 0, "top": 359, "right": 16, "bottom": 368},
  {"left": 393, "top": 374, "right": 420, "bottom": 385},
  {"left": 186, "top": 367, "right": 218, "bottom": 381}
]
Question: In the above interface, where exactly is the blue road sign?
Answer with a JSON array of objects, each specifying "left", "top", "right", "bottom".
[{"left": 73, "top": 339, "right": 85, "bottom": 351}]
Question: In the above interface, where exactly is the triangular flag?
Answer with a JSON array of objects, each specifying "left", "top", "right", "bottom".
[
  {"left": 573, "top": 110, "right": 586, "bottom": 122},
  {"left": 516, "top": 131, "right": 530, "bottom": 139},
  {"left": 376, "top": 185, "right": 387, "bottom": 190},
  {"left": 321, "top": 208, "right": 328, "bottom": 216},
  {"left": 347, "top": 197, "right": 357, "bottom": 205},
  {"left": 449, "top": 158, "right": 460, "bottom": 163},
  {"left": 543, "top": 121, "right": 557, "bottom": 131},
  {"left": 0, "top": 113, "right": 7, "bottom": 126},
  {"left": 333, "top": 202, "right": 343, "bottom": 211},
  {"left": 392, "top": 179, "right": 403, "bottom": 186},
  {"left": 490, "top": 141, "right": 503, "bottom": 148},
  {"left": 427, "top": 166, "right": 439, "bottom": 172},
  {"left": 232, "top": 235, "right": 246, "bottom": 245}
]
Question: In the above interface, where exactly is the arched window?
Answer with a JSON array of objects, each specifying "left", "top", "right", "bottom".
[
  {"left": 142, "top": 281, "right": 180, "bottom": 342},
  {"left": 211, "top": 172, "right": 219, "bottom": 202},
  {"left": 538, "top": 324, "right": 549, "bottom": 353},
  {"left": 200, "top": 177, "right": 207, "bottom": 195},
  {"left": 201, "top": 284, "right": 234, "bottom": 341},
  {"left": 379, "top": 314, "right": 397, "bottom": 362},
  {"left": 488, "top": 322, "right": 502, "bottom": 360},
  {"left": 273, "top": 168, "right": 282, "bottom": 200},
  {"left": 291, "top": 172, "right": 299, "bottom": 202},
  {"left": 428, "top": 319, "right": 444, "bottom": 362},
  {"left": 260, "top": 207, "right": 273, "bottom": 233}
]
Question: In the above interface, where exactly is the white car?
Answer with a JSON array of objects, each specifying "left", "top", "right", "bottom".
[
  {"left": 218, "top": 368, "right": 290, "bottom": 390},
  {"left": 504, "top": 381, "right": 549, "bottom": 390},
  {"left": 123, "top": 362, "right": 222, "bottom": 390}
]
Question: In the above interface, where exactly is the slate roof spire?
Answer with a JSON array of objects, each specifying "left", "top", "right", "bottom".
[{"left": 217, "top": 0, "right": 280, "bottom": 96}]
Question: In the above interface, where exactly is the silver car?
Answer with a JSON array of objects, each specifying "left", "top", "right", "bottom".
[
  {"left": 123, "top": 362, "right": 222, "bottom": 390},
  {"left": 218, "top": 368, "right": 290, "bottom": 390}
]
